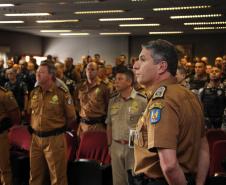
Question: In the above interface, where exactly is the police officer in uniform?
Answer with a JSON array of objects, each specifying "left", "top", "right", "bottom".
[
  {"left": 188, "top": 61, "right": 208, "bottom": 94},
  {"left": 106, "top": 68, "right": 147, "bottom": 185},
  {"left": 76, "top": 62, "right": 110, "bottom": 137},
  {"left": 132, "top": 39, "right": 209, "bottom": 185},
  {"left": 5, "top": 68, "right": 28, "bottom": 117},
  {"left": 55, "top": 62, "right": 76, "bottom": 96},
  {"left": 200, "top": 66, "right": 226, "bottom": 128},
  {"left": 0, "top": 86, "right": 20, "bottom": 185},
  {"left": 28, "top": 61, "right": 76, "bottom": 185}
]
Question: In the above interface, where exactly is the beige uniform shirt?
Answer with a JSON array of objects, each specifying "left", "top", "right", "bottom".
[
  {"left": 106, "top": 89, "right": 147, "bottom": 141},
  {"left": 28, "top": 83, "right": 76, "bottom": 131},
  {"left": 78, "top": 80, "right": 110, "bottom": 118},
  {"left": 134, "top": 76, "right": 205, "bottom": 178},
  {"left": 0, "top": 87, "right": 18, "bottom": 121}
]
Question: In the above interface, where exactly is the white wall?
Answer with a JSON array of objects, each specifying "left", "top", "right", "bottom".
[{"left": 43, "top": 36, "right": 129, "bottom": 65}]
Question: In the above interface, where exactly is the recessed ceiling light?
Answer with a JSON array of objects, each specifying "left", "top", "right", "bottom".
[
  {"left": 119, "top": 23, "right": 160, "bottom": 27},
  {"left": 170, "top": 14, "right": 222, "bottom": 19},
  {"left": 153, "top": 5, "right": 211, "bottom": 11},
  {"left": 149, "top": 31, "right": 183, "bottom": 34},
  {"left": 99, "top": 32, "right": 131, "bottom": 35},
  {"left": 0, "top": 21, "right": 24, "bottom": 24},
  {"left": 194, "top": 26, "right": 226, "bottom": 30},
  {"left": 74, "top": 10, "right": 124, "bottom": 14},
  {"left": 99, "top": 17, "right": 144, "bottom": 21},
  {"left": 36, "top": 19, "right": 79, "bottom": 23},
  {"left": 40, "top": 30, "right": 72, "bottom": 33},
  {"left": 0, "top": 4, "right": 14, "bottom": 7},
  {"left": 5, "top": 13, "right": 51, "bottom": 17},
  {"left": 60, "top": 33, "right": 90, "bottom": 36},
  {"left": 184, "top": 21, "right": 226, "bottom": 25}
]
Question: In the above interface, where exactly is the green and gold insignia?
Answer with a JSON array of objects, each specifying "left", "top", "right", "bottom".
[{"left": 50, "top": 95, "right": 59, "bottom": 104}]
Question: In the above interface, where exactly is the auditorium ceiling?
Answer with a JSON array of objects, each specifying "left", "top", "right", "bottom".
[{"left": 0, "top": 0, "right": 225, "bottom": 37}]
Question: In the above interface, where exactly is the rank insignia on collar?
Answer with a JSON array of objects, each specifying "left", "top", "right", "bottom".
[
  {"left": 150, "top": 108, "right": 161, "bottom": 124},
  {"left": 152, "top": 86, "right": 166, "bottom": 100}
]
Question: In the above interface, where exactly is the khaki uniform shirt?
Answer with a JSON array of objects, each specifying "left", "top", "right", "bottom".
[
  {"left": 106, "top": 89, "right": 147, "bottom": 141},
  {"left": 28, "top": 83, "right": 76, "bottom": 131},
  {"left": 78, "top": 80, "right": 110, "bottom": 118},
  {"left": 134, "top": 76, "right": 205, "bottom": 178},
  {"left": 0, "top": 87, "right": 18, "bottom": 121}
]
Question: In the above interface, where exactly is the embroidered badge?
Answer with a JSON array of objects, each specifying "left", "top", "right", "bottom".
[
  {"left": 150, "top": 108, "right": 161, "bottom": 124},
  {"left": 152, "top": 86, "right": 166, "bottom": 100},
  {"left": 50, "top": 95, "right": 59, "bottom": 104},
  {"left": 95, "top": 88, "right": 101, "bottom": 95}
]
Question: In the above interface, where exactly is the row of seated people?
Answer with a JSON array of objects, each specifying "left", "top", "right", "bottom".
[{"left": 7, "top": 125, "right": 226, "bottom": 185}]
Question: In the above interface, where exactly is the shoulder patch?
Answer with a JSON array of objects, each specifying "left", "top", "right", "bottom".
[
  {"left": 152, "top": 86, "right": 166, "bottom": 100},
  {"left": 136, "top": 92, "right": 147, "bottom": 99},
  {"left": 0, "top": 86, "right": 8, "bottom": 92},
  {"left": 150, "top": 108, "right": 161, "bottom": 124},
  {"left": 59, "top": 86, "right": 68, "bottom": 93}
]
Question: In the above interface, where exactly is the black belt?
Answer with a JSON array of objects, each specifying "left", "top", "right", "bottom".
[
  {"left": 80, "top": 116, "right": 106, "bottom": 125},
  {"left": 30, "top": 126, "right": 66, "bottom": 137}
]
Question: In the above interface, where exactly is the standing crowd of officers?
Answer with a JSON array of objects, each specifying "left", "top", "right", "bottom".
[{"left": 0, "top": 43, "right": 225, "bottom": 185}]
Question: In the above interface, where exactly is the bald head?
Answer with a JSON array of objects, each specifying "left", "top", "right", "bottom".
[{"left": 86, "top": 62, "right": 98, "bottom": 81}]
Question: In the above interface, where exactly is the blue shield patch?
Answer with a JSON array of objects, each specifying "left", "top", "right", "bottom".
[{"left": 150, "top": 108, "right": 161, "bottom": 124}]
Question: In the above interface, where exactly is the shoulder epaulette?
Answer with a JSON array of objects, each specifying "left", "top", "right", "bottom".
[
  {"left": 152, "top": 86, "right": 167, "bottom": 100},
  {"left": 136, "top": 92, "right": 147, "bottom": 99},
  {"left": 0, "top": 86, "right": 8, "bottom": 92},
  {"left": 59, "top": 86, "right": 68, "bottom": 93},
  {"left": 110, "top": 92, "right": 119, "bottom": 99}
]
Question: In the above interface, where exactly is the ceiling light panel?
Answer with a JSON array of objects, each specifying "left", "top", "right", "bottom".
[
  {"left": 100, "top": 32, "right": 131, "bottom": 35},
  {"left": 40, "top": 30, "right": 72, "bottom": 33},
  {"left": 0, "top": 21, "right": 24, "bottom": 24},
  {"left": 119, "top": 23, "right": 160, "bottom": 27},
  {"left": 99, "top": 17, "right": 144, "bottom": 21},
  {"left": 0, "top": 4, "right": 14, "bottom": 7},
  {"left": 153, "top": 5, "right": 211, "bottom": 11},
  {"left": 194, "top": 26, "right": 226, "bottom": 30},
  {"left": 5, "top": 13, "right": 51, "bottom": 17},
  {"left": 170, "top": 14, "right": 222, "bottom": 19},
  {"left": 36, "top": 20, "right": 79, "bottom": 23},
  {"left": 74, "top": 10, "right": 124, "bottom": 14},
  {"left": 60, "top": 33, "right": 90, "bottom": 36},
  {"left": 184, "top": 21, "right": 226, "bottom": 25},
  {"left": 149, "top": 31, "right": 183, "bottom": 34}
]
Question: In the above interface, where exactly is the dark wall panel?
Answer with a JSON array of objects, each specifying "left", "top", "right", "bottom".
[
  {"left": 0, "top": 30, "right": 43, "bottom": 57},
  {"left": 129, "top": 33, "right": 226, "bottom": 64}
]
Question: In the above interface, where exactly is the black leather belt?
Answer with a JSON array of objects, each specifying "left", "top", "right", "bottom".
[
  {"left": 30, "top": 126, "right": 66, "bottom": 137},
  {"left": 80, "top": 116, "right": 106, "bottom": 125}
]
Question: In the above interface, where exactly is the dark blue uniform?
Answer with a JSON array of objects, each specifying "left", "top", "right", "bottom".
[{"left": 200, "top": 84, "right": 226, "bottom": 128}]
